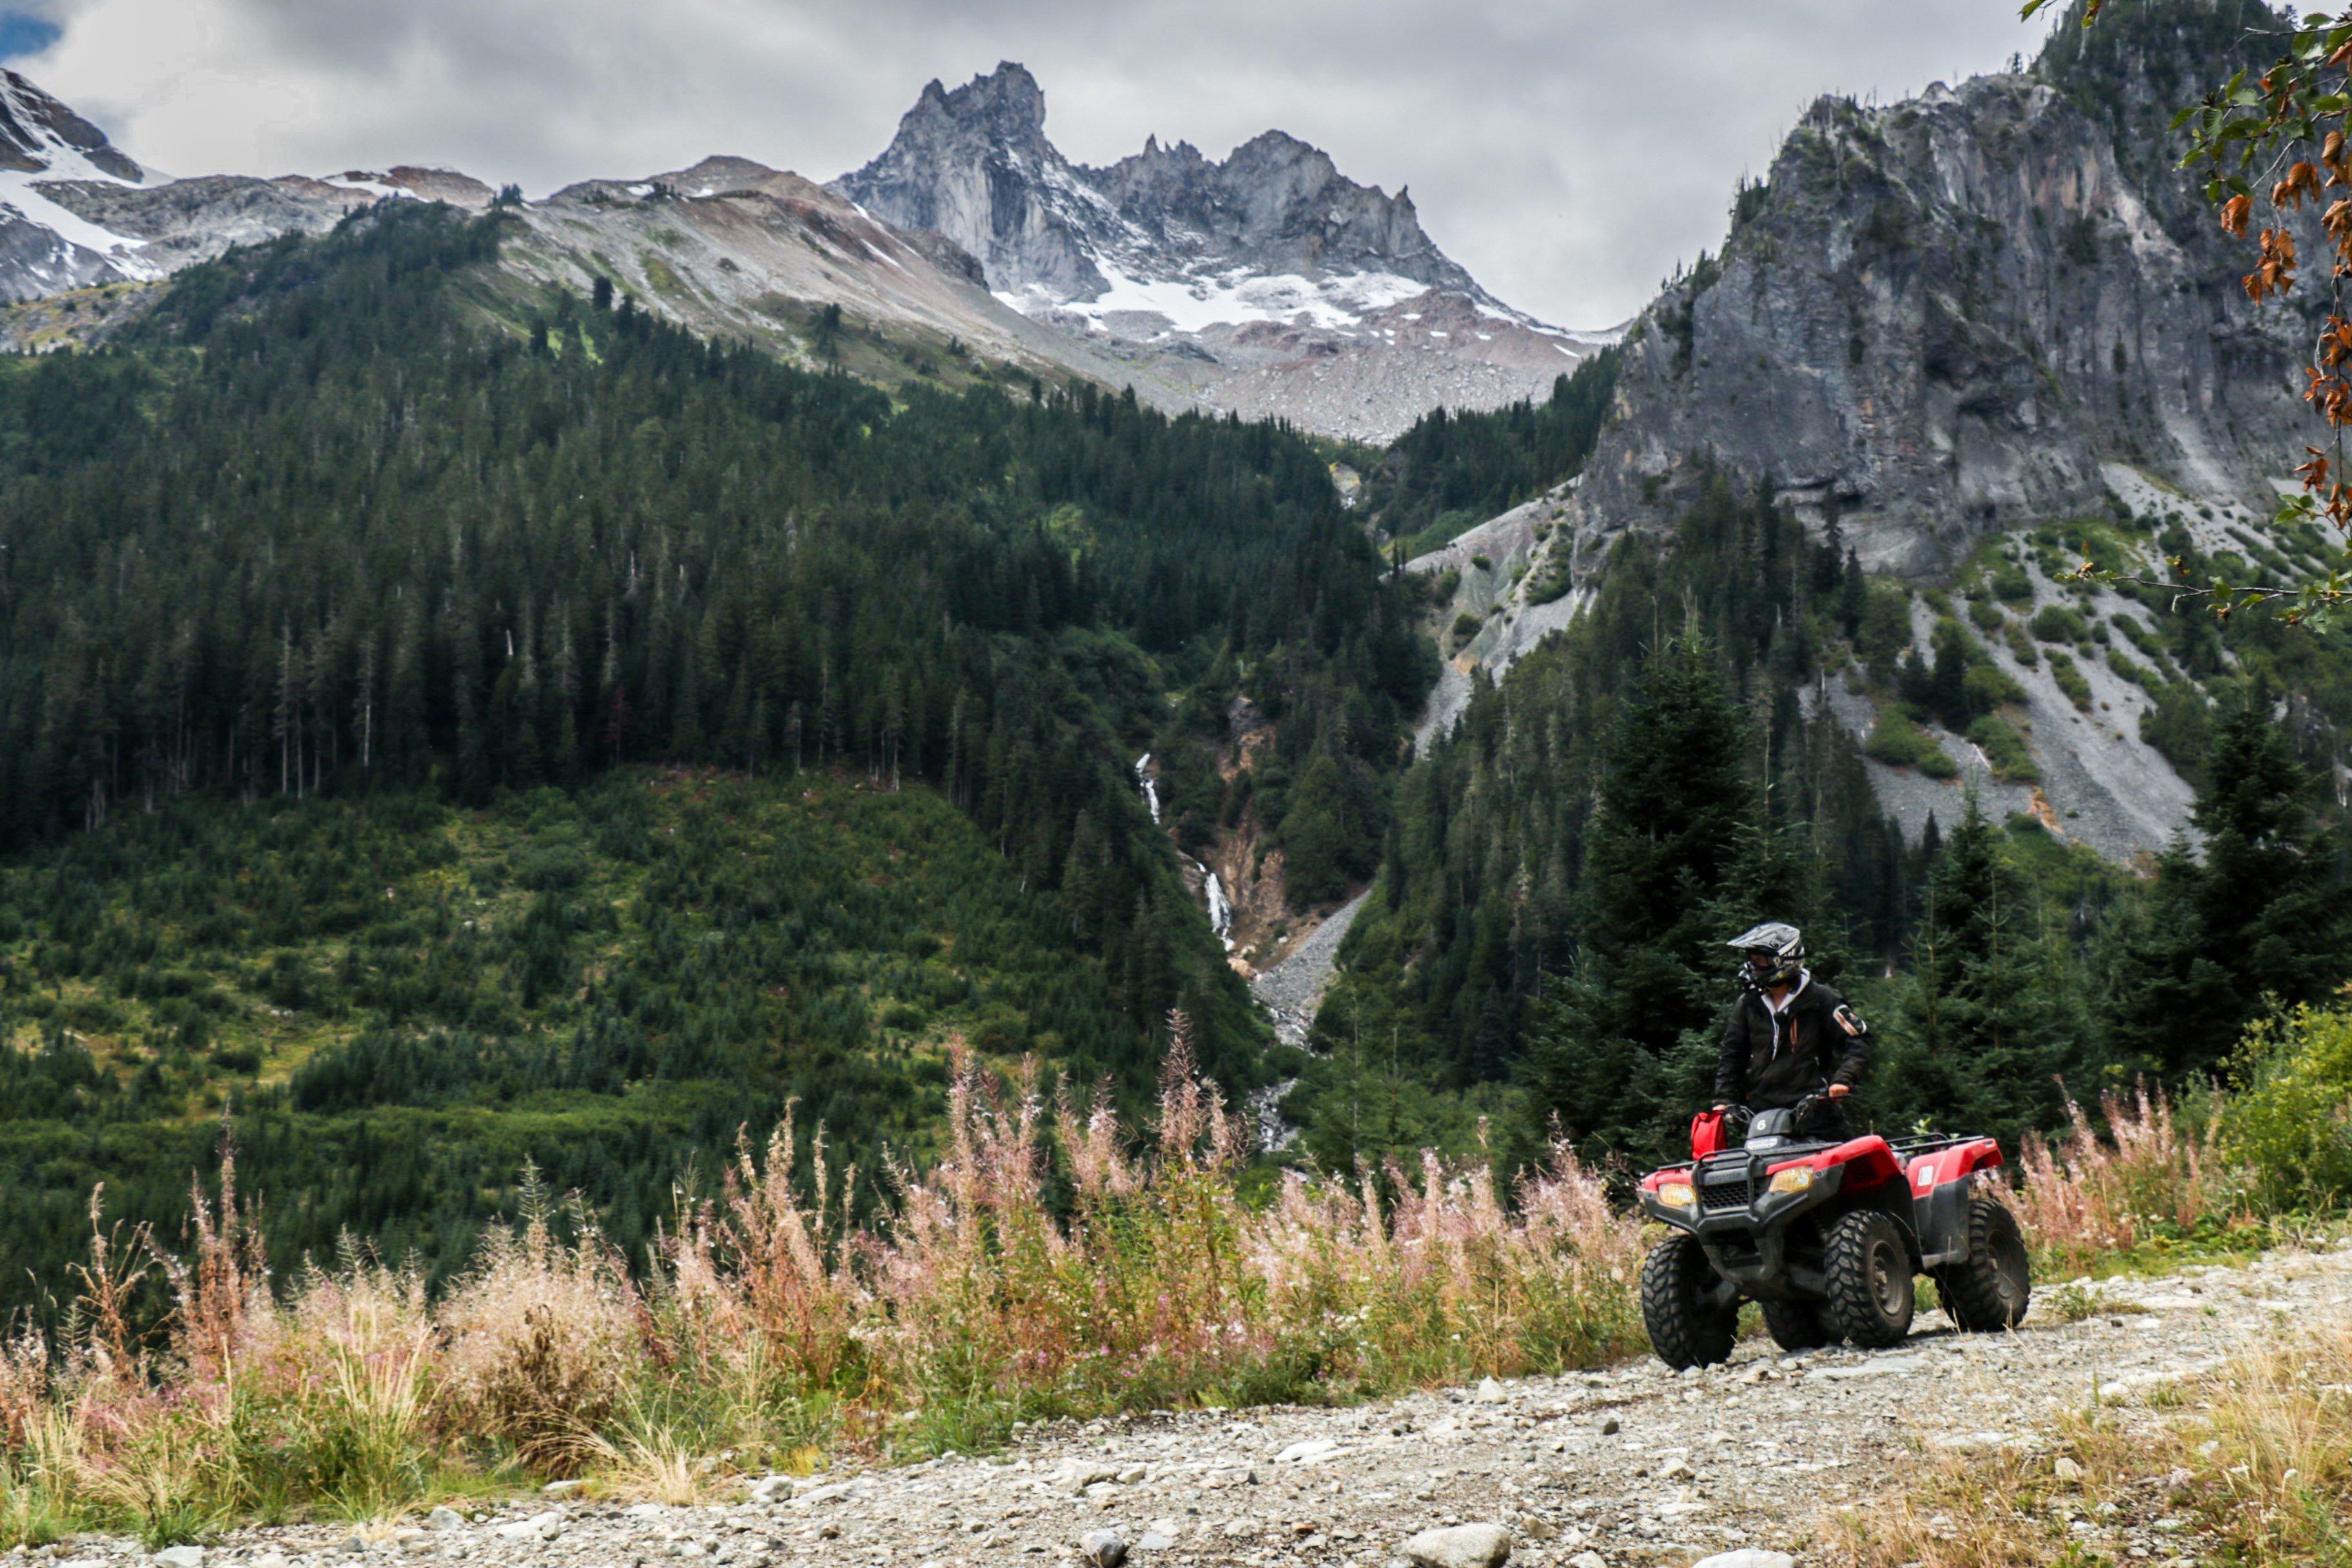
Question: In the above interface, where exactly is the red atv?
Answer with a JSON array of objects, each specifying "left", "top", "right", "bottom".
[{"left": 1635, "top": 1094, "right": 2031, "bottom": 1367}]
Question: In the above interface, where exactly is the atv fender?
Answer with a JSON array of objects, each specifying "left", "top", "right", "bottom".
[{"left": 1906, "top": 1139, "right": 2005, "bottom": 1268}]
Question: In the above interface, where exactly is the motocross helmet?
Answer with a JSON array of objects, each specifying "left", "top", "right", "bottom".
[{"left": 1727, "top": 921, "right": 1804, "bottom": 991}]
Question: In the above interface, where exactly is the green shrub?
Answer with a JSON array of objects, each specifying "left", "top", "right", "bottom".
[
  {"left": 1865, "top": 707, "right": 1956, "bottom": 776},
  {"left": 2003, "top": 620, "right": 2039, "bottom": 667},
  {"left": 1524, "top": 556, "right": 1576, "bottom": 607},
  {"left": 2030, "top": 603, "right": 2089, "bottom": 643},
  {"left": 2227, "top": 1004, "right": 2352, "bottom": 1209},
  {"left": 1962, "top": 660, "right": 2028, "bottom": 710},
  {"left": 1967, "top": 598, "right": 2005, "bottom": 632},
  {"left": 1856, "top": 582, "right": 1913, "bottom": 680},
  {"left": 520, "top": 843, "right": 589, "bottom": 891},
  {"left": 1965, "top": 714, "right": 2039, "bottom": 783},
  {"left": 1451, "top": 611, "right": 1485, "bottom": 644},
  {"left": 2141, "top": 683, "right": 2213, "bottom": 787},
  {"left": 1990, "top": 564, "right": 2034, "bottom": 603},
  {"left": 2106, "top": 647, "right": 2157, "bottom": 691},
  {"left": 2046, "top": 649, "right": 2092, "bottom": 710}
]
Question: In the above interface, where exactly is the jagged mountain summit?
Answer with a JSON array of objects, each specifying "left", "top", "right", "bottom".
[
  {"left": 0, "top": 63, "right": 1602, "bottom": 441},
  {"left": 836, "top": 63, "right": 1612, "bottom": 441},
  {"left": 0, "top": 64, "right": 498, "bottom": 307}
]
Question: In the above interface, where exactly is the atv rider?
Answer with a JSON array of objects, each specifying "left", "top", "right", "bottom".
[{"left": 1712, "top": 922, "right": 1870, "bottom": 1138}]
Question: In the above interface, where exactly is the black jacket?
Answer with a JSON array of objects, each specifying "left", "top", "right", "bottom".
[{"left": 1713, "top": 974, "right": 1870, "bottom": 1110}]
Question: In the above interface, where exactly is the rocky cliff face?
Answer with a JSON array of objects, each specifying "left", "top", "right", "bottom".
[
  {"left": 1565, "top": 0, "right": 2305, "bottom": 579},
  {"left": 836, "top": 63, "right": 1483, "bottom": 317},
  {"left": 836, "top": 63, "right": 1612, "bottom": 441}
]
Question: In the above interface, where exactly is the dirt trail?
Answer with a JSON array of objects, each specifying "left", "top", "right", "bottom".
[{"left": 117, "top": 1244, "right": 2350, "bottom": 1568}]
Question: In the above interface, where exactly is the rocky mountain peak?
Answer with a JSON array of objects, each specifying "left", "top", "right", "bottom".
[
  {"left": 1564, "top": 0, "right": 2306, "bottom": 583},
  {"left": 832, "top": 63, "right": 1605, "bottom": 440},
  {"left": 909, "top": 61, "right": 1049, "bottom": 142},
  {"left": 0, "top": 67, "right": 143, "bottom": 182},
  {"left": 838, "top": 65, "right": 1487, "bottom": 309}
]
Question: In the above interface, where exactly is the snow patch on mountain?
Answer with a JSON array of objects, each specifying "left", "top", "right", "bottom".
[
  {"left": 834, "top": 63, "right": 1612, "bottom": 440},
  {"left": 1010, "top": 263, "right": 1432, "bottom": 337},
  {"left": 0, "top": 68, "right": 162, "bottom": 286}
]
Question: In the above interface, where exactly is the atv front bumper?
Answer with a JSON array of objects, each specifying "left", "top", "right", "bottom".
[{"left": 1640, "top": 1162, "right": 1847, "bottom": 1300}]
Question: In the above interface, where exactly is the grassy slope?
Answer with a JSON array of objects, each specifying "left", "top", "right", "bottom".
[{"left": 0, "top": 770, "right": 1157, "bottom": 1313}]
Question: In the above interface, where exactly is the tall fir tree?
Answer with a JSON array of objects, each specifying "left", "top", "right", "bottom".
[
  {"left": 1881, "top": 794, "right": 2070, "bottom": 1145},
  {"left": 2099, "top": 698, "right": 2346, "bottom": 1081},
  {"left": 1513, "top": 635, "right": 1753, "bottom": 1164}
]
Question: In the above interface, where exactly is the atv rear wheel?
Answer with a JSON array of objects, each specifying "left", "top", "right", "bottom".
[
  {"left": 1759, "top": 1297, "right": 1838, "bottom": 1351},
  {"left": 1641, "top": 1232, "right": 1738, "bottom": 1369},
  {"left": 1936, "top": 1195, "right": 2031, "bottom": 1332},
  {"left": 1824, "top": 1210, "right": 1914, "bottom": 1348}
]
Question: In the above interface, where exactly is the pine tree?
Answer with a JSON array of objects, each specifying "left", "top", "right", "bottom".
[
  {"left": 1883, "top": 794, "right": 2068, "bottom": 1143},
  {"left": 2101, "top": 698, "right": 2346, "bottom": 1081},
  {"left": 1513, "top": 634, "right": 1752, "bottom": 1164}
]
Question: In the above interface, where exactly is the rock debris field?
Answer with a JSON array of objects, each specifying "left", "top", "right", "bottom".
[{"left": 31, "top": 1246, "right": 2352, "bottom": 1568}]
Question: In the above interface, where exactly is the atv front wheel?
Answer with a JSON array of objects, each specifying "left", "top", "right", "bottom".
[
  {"left": 1823, "top": 1210, "right": 1914, "bottom": 1348},
  {"left": 1641, "top": 1232, "right": 1738, "bottom": 1369},
  {"left": 1759, "top": 1297, "right": 1838, "bottom": 1352},
  {"left": 1935, "top": 1195, "right": 2031, "bottom": 1332}
]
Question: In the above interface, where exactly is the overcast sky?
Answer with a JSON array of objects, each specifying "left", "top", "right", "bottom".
[{"left": 4, "top": 0, "right": 2061, "bottom": 328}]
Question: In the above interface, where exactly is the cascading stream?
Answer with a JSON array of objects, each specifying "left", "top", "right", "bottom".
[
  {"left": 1135, "top": 752, "right": 1231, "bottom": 950},
  {"left": 1134, "top": 752, "right": 1160, "bottom": 825}
]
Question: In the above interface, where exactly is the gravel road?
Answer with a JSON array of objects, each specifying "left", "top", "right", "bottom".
[{"left": 79, "top": 1244, "right": 2347, "bottom": 1568}]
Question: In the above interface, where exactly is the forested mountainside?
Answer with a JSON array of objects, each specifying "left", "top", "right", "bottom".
[
  {"left": 0, "top": 778, "right": 1154, "bottom": 1304},
  {"left": 0, "top": 203, "right": 1434, "bottom": 1310},
  {"left": 1357, "top": 348, "right": 1622, "bottom": 559},
  {"left": 1297, "top": 469, "right": 2350, "bottom": 1170},
  {"left": 1282, "top": 0, "right": 2352, "bottom": 1174}
]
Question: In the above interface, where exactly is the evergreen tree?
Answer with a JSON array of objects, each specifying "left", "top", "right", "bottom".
[
  {"left": 1881, "top": 794, "right": 2069, "bottom": 1144},
  {"left": 1514, "top": 635, "right": 1752, "bottom": 1162},
  {"left": 2100, "top": 699, "right": 2346, "bottom": 1081}
]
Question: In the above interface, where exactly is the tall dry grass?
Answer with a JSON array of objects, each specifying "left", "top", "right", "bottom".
[
  {"left": 0, "top": 1023, "right": 1647, "bottom": 1543},
  {"left": 1826, "top": 1303, "right": 2352, "bottom": 1568},
  {"left": 2008, "top": 1084, "right": 2256, "bottom": 1275},
  {"left": 0, "top": 1044, "right": 2296, "bottom": 1545}
]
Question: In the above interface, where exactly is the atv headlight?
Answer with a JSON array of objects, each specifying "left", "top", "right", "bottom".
[
  {"left": 1657, "top": 1181, "right": 1697, "bottom": 1211},
  {"left": 1767, "top": 1166, "right": 1816, "bottom": 1195}
]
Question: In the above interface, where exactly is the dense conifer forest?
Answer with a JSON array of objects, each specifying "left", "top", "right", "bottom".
[
  {"left": 1293, "top": 473, "right": 2352, "bottom": 1173},
  {"left": 1362, "top": 349, "right": 1622, "bottom": 557},
  {"left": 0, "top": 204, "right": 1435, "bottom": 1312}
]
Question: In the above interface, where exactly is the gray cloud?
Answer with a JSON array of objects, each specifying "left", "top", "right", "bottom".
[{"left": 21, "top": 0, "right": 2057, "bottom": 326}]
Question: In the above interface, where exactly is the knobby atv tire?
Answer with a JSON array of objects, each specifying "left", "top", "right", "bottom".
[
  {"left": 1936, "top": 1195, "right": 2032, "bottom": 1331},
  {"left": 1823, "top": 1210, "right": 1915, "bottom": 1348},
  {"left": 1641, "top": 1232, "right": 1738, "bottom": 1369},
  {"left": 1759, "top": 1297, "right": 1838, "bottom": 1352}
]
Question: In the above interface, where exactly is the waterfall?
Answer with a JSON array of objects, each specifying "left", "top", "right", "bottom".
[
  {"left": 1134, "top": 752, "right": 1160, "bottom": 824},
  {"left": 1137, "top": 751, "right": 1231, "bottom": 952},
  {"left": 1202, "top": 867, "right": 1233, "bottom": 950}
]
